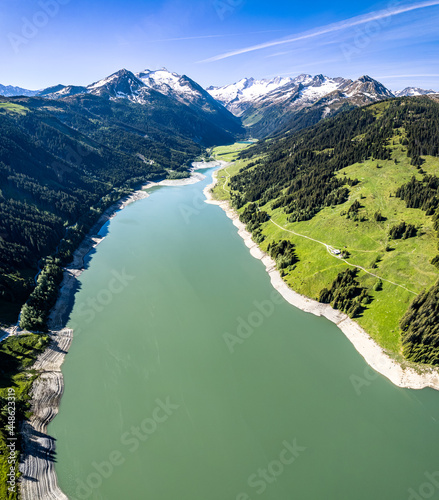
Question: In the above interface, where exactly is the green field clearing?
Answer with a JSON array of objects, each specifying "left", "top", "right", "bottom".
[
  {"left": 211, "top": 142, "right": 251, "bottom": 160},
  {"left": 211, "top": 143, "right": 255, "bottom": 200},
  {"left": 0, "top": 103, "right": 28, "bottom": 115},
  {"left": 0, "top": 333, "right": 48, "bottom": 499}
]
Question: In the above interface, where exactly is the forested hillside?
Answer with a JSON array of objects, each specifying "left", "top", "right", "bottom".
[
  {"left": 216, "top": 96, "right": 439, "bottom": 366},
  {"left": 0, "top": 90, "right": 236, "bottom": 326}
]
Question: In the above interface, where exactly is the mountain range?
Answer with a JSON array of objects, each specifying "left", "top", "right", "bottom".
[
  {"left": 2, "top": 68, "right": 240, "bottom": 133},
  {"left": 207, "top": 75, "right": 437, "bottom": 113},
  {"left": 0, "top": 67, "right": 437, "bottom": 326},
  {"left": 2, "top": 70, "right": 437, "bottom": 140},
  {"left": 0, "top": 85, "right": 39, "bottom": 97},
  {"left": 36, "top": 68, "right": 242, "bottom": 140},
  {"left": 208, "top": 75, "right": 437, "bottom": 137}
]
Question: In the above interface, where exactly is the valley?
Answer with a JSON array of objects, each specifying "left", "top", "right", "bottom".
[
  {"left": 0, "top": 67, "right": 439, "bottom": 500},
  {"left": 0, "top": 68, "right": 244, "bottom": 330},
  {"left": 4, "top": 0, "right": 439, "bottom": 497}
]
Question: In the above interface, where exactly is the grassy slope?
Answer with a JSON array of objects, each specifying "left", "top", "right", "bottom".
[
  {"left": 0, "top": 334, "right": 48, "bottom": 500},
  {"left": 211, "top": 143, "right": 258, "bottom": 200},
  {"left": 0, "top": 103, "right": 28, "bottom": 115},
  {"left": 212, "top": 138, "right": 439, "bottom": 356}
]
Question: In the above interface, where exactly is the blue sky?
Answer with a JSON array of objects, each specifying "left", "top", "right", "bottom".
[{"left": 0, "top": 0, "right": 438, "bottom": 91}]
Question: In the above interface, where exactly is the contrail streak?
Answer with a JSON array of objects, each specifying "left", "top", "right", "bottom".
[{"left": 198, "top": 0, "right": 439, "bottom": 63}]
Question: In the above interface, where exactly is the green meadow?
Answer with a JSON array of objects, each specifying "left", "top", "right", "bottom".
[
  {"left": 212, "top": 138, "right": 439, "bottom": 355},
  {"left": 0, "top": 333, "right": 48, "bottom": 500},
  {"left": 0, "top": 103, "right": 28, "bottom": 115}
]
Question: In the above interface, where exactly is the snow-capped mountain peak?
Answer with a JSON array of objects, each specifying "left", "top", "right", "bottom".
[
  {"left": 86, "top": 69, "right": 145, "bottom": 97},
  {"left": 17, "top": 67, "right": 234, "bottom": 126},
  {"left": 135, "top": 67, "right": 228, "bottom": 112},
  {"left": 207, "top": 76, "right": 294, "bottom": 98},
  {"left": 207, "top": 73, "right": 399, "bottom": 138},
  {"left": 136, "top": 68, "right": 181, "bottom": 88},
  {"left": 206, "top": 76, "right": 296, "bottom": 115},
  {"left": 293, "top": 74, "right": 313, "bottom": 84},
  {"left": 207, "top": 73, "right": 399, "bottom": 119},
  {"left": 135, "top": 68, "right": 191, "bottom": 99},
  {"left": 298, "top": 75, "right": 345, "bottom": 100},
  {"left": 394, "top": 87, "right": 437, "bottom": 97},
  {"left": 340, "top": 75, "right": 395, "bottom": 99}
]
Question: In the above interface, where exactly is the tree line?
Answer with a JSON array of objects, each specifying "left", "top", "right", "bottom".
[{"left": 318, "top": 269, "right": 370, "bottom": 318}]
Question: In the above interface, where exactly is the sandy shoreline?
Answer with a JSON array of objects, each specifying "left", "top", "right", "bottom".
[
  {"left": 204, "top": 168, "right": 439, "bottom": 391},
  {"left": 19, "top": 168, "right": 208, "bottom": 499}
]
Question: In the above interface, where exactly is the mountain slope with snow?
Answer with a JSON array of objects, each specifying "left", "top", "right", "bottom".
[
  {"left": 209, "top": 74, "right": 397, "bottom": 138},
  {"left": 135, "top": 68, "right": 239, "bottom": 124},
  {"left": 38, "top": 84, "right": 88, "bottom": 98},
  {"left": 87, "top": 68, "right": 146, "bottom": 98},
  {"left": 34, "top": 68, "right": 242, "bottom": 138},
  {"left": 136, "top": 68, "right": 204, "bottom": 105},
  {"left": 272, "top": 76, "right": 396, "bottom": 137},
  {"left": 29, "top": 68, "right": 243, "bottom": 145},
  {"left": 394, "top": 87, "right": 437, "bottom": 97},
  {"left": 207, "top": 76, "right": 297, "bottom": 116}
]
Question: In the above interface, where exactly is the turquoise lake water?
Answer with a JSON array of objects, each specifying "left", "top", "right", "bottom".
[{"left": 50, "top": 168, "right": 439, "bottom": 500}]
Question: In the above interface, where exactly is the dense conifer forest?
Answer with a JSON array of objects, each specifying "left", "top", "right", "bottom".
[
  {"left": 401, "top": 282, "right": 439, "bottom": 365},
  {"left": 318, "top": 269, "right": 369, "bottom": 318},
  {"left": 0, "top": 92, "right": 239, "bottom": 327}
]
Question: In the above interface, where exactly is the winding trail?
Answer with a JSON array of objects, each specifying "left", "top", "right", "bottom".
[
  {"left": 220, "top": 161, "right": 417, "bottom": 296},
  {"left": 268, "top": 218, "right": 418, "bottom": 295},
  {"left": 204, "top": 165, "right": 439, "bottom": 391},
  {"left": 219, "top": 165, "right": 232, "bottom": 193}
]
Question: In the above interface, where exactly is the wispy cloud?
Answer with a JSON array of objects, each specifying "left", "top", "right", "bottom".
[
  {"left": 376, "top": 74, "right": 439, "bottom": 78},
  {"left": 198, "top": 0, "right": 439, "bottom": 63},
  {"left": 149, "top": 30, "right": 284, "bottom": 43}
]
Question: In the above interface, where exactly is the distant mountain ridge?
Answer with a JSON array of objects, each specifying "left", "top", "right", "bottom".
[
  {"left": 2, "top": 71, "right": 438, "bottom": 140},
  {"left": 207, "top": 73, "right": 353, "bottom": 116},
  {"left": 207, "top": 74, "right": 438, "bottom": 137},
  {"left": 207, "top": 74, "right": 438, "bottom": 112},
  {"left": 206, "top": 76, "right": 296, "bottom": 116},
  {"left": 0, "top": 84, "right": 38, "bottom": 97},
  {"left": 394, "top": 87, "right": 437, "bottom": 97}
]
